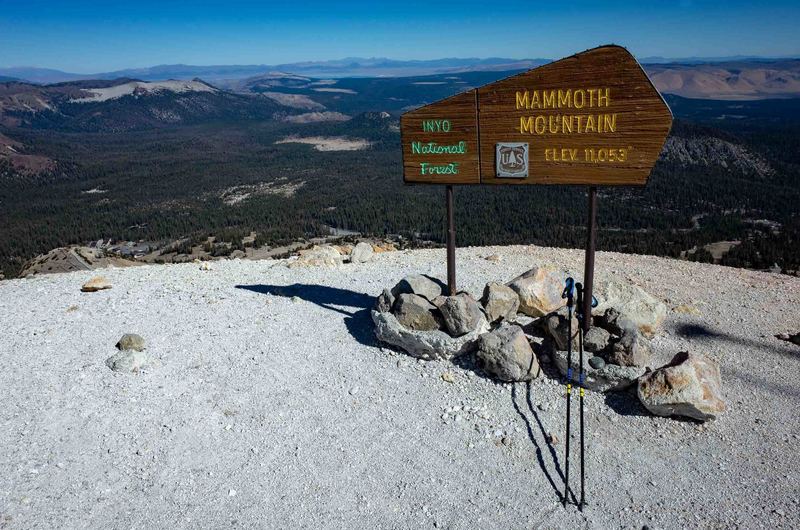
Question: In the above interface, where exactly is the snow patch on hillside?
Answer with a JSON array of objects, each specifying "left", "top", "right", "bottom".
[
  {"left": 71, "top": 80, "right": 217, "bottom": 103},
  {"left": 275, "top": 136, "right": 372, "bottom": 151},
  {"left": 313, "top": 88, "right": 357, "bottom": 95}
]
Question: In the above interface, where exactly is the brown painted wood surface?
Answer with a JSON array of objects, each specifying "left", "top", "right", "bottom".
[
  {"left": 401, "top": 90, "right": 480, "bottom": 184},
  {"left": 400, "top": 45, "right": 672, "bottom": 186}
]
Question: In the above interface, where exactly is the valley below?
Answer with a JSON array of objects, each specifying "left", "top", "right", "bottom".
[{"left": 1, "top": 61, "right": 799, "bottom": 280}]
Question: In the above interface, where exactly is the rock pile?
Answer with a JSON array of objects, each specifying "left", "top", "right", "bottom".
[
  {"left": 372, "top": 275, "right": 489, "bottom": 361},
  {"left": 548, "top": 304, "right": 656, "bottom": 392},
  {"left": 107, "top": 333, "right": 148, "bottom": 373},
  {"left": 287, "top": 241, "right": 395, "bottom": 267},
  {"left": 372, "top": 265, "right": 727, "bottom": 422}
]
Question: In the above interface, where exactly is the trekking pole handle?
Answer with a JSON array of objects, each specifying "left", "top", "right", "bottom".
[{"left": 562, "top": 277, "right": 575, "bottom": 306}]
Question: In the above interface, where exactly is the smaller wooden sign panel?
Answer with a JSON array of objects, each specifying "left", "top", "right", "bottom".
[{"left": 400, "top": 91, "right": 480, "bottom": 184}]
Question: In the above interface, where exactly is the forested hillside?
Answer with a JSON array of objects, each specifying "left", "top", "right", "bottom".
[{"left": 1, "top": 75, "right": 798, "bottom": 278}]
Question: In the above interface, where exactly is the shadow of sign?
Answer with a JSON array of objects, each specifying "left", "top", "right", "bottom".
[
  {"left": 235, "top": 283, "right": 377, "bottom": 347},
  {"left": 674, "top": 322, "right": 799, "bottom": 360}
]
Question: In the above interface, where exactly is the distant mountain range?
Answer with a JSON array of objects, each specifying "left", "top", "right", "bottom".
[
  {"left": 0, "top": 58, "right": 552, "bottom": 84},
  {"left": 3, "top": 55, "right": 800, "bottom": 100}
]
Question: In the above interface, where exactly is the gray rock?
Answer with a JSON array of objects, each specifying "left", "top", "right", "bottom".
[
  {"left": 592, "top": 280, "right": 667, "bottom": 337},
  {"left": 588, "top": 356, "right": 606, "bottom": 370},
  {"left": 106, "top": 350, "right": 148, "bottom": 373},
  {"left": 430, "top": 295, "right": 448, "bottom": 309},
  {"left": 393, "top": 294, "right": 441, "bottom": 331},
  {"left": 638, "top": 351, "right": 726, "bottom": 421},
  {"left": 480, "top": 282, "right": 520, "bottom": 323},
  {"left": 594, "top": 307, "right": 637, "bottom": 336},
  {"left": 440, "top": 293, "right": 485, "bottom": 337},
  {"left": 506, "top": 266, "right": 565, "bottom": 317},
  {"left": 371, "top": 310, "right": 488, "bottom": 360},
  {"left": 116, "top": 333, "right": 146, "bottom": 352},
  {"left": 390, "top": 274, "right": 444, "bottom": 302},
  {"left": 552, "top": 349, "right": 645, "bottom": 392},
  {"left": 477, "top": 325, "right": 540, "bottom": 382},
  {"left": 608, "top": 328, "right": 651, "bottom": 367},
  {"left": 374, "top": 288, "right": 394, "bottom": 313},
  {"left": 350, "top": 241, "right": 374, "bottom": 263},
  {"left": 545, "top": 312, "right": 579, "bottom": 351},
  {"left": 584, "top": 326, "right": 611, "bottom": 353}
]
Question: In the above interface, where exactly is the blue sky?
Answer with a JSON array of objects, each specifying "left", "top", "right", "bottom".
[{"left": 1, "top": 0, "right": 798, "bottom": 72}]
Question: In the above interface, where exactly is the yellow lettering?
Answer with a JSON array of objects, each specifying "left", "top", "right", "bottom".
[
  {"left": 516, "top": 91, "right": 529, "bottom": 110},
  {"left": 543, "top": 90, "right": 556, "bottom": 109},
  {"left": 604, "top": 113, "right": 617, "bottom": 132},
  {"left": 535, "top": 116, "right": 546, "bottom": 134},
  {"left": 585, "top": 115, "right": 595, "bottom": 133},
  {"left": 598, "top": 88, "right": 610, "bottom": 107},
  {"left": 520, "top": 116, "right": 534, "bottom": 134},
  {"left": 573, "top": 90, "right": 585, "bottom": 109},
  {"left": 548, "top": 115, "right": 559, "bottom": 134},
  {"left": 562, "top": 115, "right": 573, "bottom": 133},
  {"left": 558, "top": 89, "right": 572, "bottom": 108},
  {"left": 531, "top": 91, "right": 541, "bottom": 109}
]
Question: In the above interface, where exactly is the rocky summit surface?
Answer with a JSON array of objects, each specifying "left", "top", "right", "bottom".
[{"left": 0, "top": 245, "right": 798, "bottom": 529}]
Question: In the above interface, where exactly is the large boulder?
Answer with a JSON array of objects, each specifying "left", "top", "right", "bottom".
[
  {"left": 439, "top": 293, "right": 485, "bottom": 337},
  {"left": 372, "top": 310, "right": 488, "bottom": 360},
  {"left": 545, "top": 311, "right": 580, "bottom": 351},
  {"left": 81, "top": 276, "right": 112, "bottom": 293},
  {"left": 507, "top": 266, "right": 565, "bottom": 317},
  {"left": 390, "top": 274, "right": 444, "bottom": 303},
  {"left": 637, "top": 351, "right": 726, "bottom": 421},
  {"left": 480, "top": 282, "right": 520, "bottom": 323},
  {"left": 393, "top": 294, "right": 441, "bottom": 331},
  {"left": 350, "top": 241, "right": 374, "bottom": 263},
  {"left": 584, "top": 326, "right": 611, "bottom": 353},
  {"left": 592, "top": 281, "right": 666, "bottom": 337},
  {"left": 374, "top": 288, "right": 394, "bottom": 313},
  {"left": 551, "top": 349, "right": 645, "bottom": 392},
  {"left": 477, "top": 325, "right": 540, "bottom": 382},
  {"left": 607, "top": 328, "right": 651, "bottom": 367},
  {"left": 594, "top": 307, "right": 638, "bottom": 336},
  {"left": 288, "top": 245, "right": 343, "bottom": 268}
]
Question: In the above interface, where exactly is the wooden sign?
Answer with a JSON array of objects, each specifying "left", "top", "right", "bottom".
[{"left": 400, "top": 45, "right": 672, "bottom": 186}]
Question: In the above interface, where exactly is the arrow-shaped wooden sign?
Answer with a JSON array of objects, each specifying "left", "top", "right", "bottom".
[{"left": 401, "top": 45, "right": 672, "bottom": 186}]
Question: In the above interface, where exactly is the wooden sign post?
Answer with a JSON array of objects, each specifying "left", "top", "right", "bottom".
[{"left": 400, "top": 45, "right": 672, "bottom": 318}]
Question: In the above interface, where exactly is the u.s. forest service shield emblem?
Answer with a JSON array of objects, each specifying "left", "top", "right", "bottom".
[{"left": 496, "top": 142, "right": 528, "bottom": 178}]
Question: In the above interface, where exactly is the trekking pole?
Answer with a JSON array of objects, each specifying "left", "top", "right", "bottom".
[
  {"left": 561, "top": 277, "right": 575, "bottom": 507},
  {"left": 575, "top": 282, "right": 586, "bottom": 511}
]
